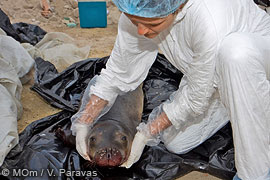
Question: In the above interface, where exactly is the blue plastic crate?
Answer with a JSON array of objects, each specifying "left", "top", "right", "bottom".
[{"left": 78, "top": 1, "right": 107, "bottom": 28}]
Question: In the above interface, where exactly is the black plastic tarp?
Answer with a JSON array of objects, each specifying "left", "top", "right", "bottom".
[
  {"left": 0, "top": 8, "right": 22, "bottom": 42},
  {"left": 12, "top": 22, "right": 47, "bottom": 46},
  {"left": 0, "top": 8, "right": 46, "bottom": 45},
  {"left": 0, "top": 54, "right": 236, "bottom": 180},
  {"left": 254, "top": 0, "right": 270, "bottom": 7}
]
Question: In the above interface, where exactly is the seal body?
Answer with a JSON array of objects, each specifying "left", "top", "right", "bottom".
[{"left": 56, "top": 84, "right": 144, "bottom": 167}]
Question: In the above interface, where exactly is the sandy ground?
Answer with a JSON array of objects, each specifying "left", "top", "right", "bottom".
[{"left": 2, "top": 0, "right": 221, "bottom": 179}]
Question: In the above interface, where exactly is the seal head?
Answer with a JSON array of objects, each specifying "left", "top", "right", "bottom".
[{"left": 87, "top": 119, "right": 134, "bottom": 167}]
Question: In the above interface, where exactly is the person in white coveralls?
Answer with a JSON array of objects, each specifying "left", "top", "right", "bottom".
[{"left": 71, "top": 0, "right": 270, "bottom": 179}]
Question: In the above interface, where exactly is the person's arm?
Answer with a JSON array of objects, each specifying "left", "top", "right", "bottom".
[
  {"left": 77, "top": 94, "right": 108, "bottom": 124},
  {"left": 163, "top": 7, "right": 219, "bottom": 129},
  {"left": 149, "top": 111, "right": 171, "bottom": 135}
]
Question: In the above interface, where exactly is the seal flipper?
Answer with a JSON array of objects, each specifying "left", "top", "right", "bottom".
[{"left": 55, "top": 127, "right": 76, "bottom": 148}]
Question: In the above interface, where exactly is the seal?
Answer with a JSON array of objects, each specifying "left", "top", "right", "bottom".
[{"left": 56, "top": 84, "right": 144, "bottom": 167}]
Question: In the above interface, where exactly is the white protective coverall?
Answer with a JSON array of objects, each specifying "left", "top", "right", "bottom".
[{"left": 87, "top": 0, "right": 270, "bottom": 179}]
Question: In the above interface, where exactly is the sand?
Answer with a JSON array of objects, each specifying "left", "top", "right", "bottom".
[{"left": 1, "top": 0, "right": 221, "bottom": 179}]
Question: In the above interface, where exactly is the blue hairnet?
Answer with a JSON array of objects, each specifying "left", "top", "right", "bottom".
[{"left": 112, "top": 0, "right": 187, "bottom": 18}]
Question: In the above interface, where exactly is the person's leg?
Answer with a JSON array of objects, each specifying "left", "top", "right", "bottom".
[
  {"left": 162, "top": 76, "right": 230, "bottom": 154},
  {"left": 216, "top": 33, "right": 270, "bottom": 180}
]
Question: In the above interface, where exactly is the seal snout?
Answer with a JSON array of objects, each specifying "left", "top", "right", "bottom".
[{"left": 94, "top": 147, "right": 123, "bottom": 167}]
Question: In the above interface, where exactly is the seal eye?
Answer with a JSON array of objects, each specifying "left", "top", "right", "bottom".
[
  {"left": 121, "top": 136, "right": 127, "bottom": 141},
  {"left": 90, "top": 137, "right": 96, "bottom": 142}
]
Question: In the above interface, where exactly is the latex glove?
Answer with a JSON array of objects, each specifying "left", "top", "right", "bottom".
[
  {"left": 71, "top": 94, "right": 108, "bottom": 160},
  {"left": 121, "top": 108, "right": 172, "bottom": 168},
  {"left": 121, "top": 131, "right": 150, "bottom": 168},
  {"left": 72, "top": 122, "right": 91, "bottom": 161}
]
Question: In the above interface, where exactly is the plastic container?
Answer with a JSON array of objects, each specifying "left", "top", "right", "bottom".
[{"left": 78, "top": 1, "right": 107, "bottom": 28}]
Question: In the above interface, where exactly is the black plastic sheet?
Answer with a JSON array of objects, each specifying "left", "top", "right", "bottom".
[
  {"left": 254, "top": 0, "right": 270, "bottom": 7},
  {"left": 1, "top": 54, "right": 236, "bottom": 180},
  {"left": 0, "top": 8, "right": 46, "bottom": 45},
  {"left": 32, "top": 56, "right": 109, "bottom": 112},
  {"left": 0, "top": 8, "right": 22, "bottom": 42},
  {"left": 12, "top": 22, "right": 47, "bottom": 46}
]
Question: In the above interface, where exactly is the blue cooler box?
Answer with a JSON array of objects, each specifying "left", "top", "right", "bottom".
[{"left": 78, "top": 1, "right": 107, "bottom": 28}]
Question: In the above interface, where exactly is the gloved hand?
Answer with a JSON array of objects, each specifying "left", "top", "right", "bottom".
[
  {"left": 121, "top": 130, "right": 150, "bottom": 168},
  {"left": 121, "top": 106, "right": 172, "bottom": 168},
  {"left": 71, "top": 94, "right": 108, "bottom": 160},
  {"left": 72, "top": 122, "right": 91, "bottom": 161}
]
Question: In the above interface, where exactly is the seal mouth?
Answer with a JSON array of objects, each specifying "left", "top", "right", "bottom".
[{"left": 93, "top": 147, "right": 124, "bottom": 167}]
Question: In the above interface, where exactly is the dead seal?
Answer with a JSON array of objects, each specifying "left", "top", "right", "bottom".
[{"left": 56, "top": 84, "right": 144, "bottom": 167}]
